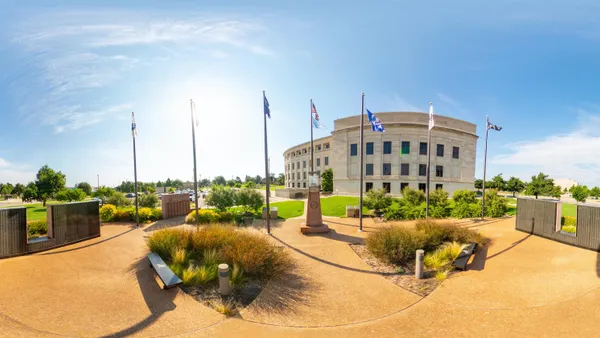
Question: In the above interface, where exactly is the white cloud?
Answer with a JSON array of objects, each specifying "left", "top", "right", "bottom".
[
  {"left": 0, "top": 158, "right": 35, "bottom": 184},
  {"left": 493, "top": 112, "right": 600, "bottom": 185}
]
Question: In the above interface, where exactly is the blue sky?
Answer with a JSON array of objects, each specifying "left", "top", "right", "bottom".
[{"left": 2, "top": 0, "right": 600, "bottom": 187}]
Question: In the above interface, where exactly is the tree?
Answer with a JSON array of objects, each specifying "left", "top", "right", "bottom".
[
  {"left": 1, "top": 183, "right": 14, "bottom": 196},
  {"left": 199, "top": 178, "right": 211, "bottom": 188},
  {"left": 226, "top": 180, "right": 236, "bottom": 187},
  {"left": 234, "top": 188, "right": 264, "bottom": 215},
  {"left": 76, "top": 182, "right": 93, "bottom": 195},
  {"left": 276, "top": 173, "right": 285, "bottom": 186},
  {"left": 571, "top": 185, "right": 589, "bottom": 203},
  {"left": 172, "top": 179, "right": 184, "bottom": 189},
  {"left": 474, "top": 179, "right": 483, "bottom": 191},
  {"left": 205, "top": 186, "right": 235, "bottom": 211},
  {"left": 168, "top": 187, "right": 175, "bottom": 193},
  {"left": 243, "top": 181, "right": 257, "bottom": 189},
  {"left": 505, "top": 177, "right": 526, "bottom": 197},
  {"left": 156, "top": 181, "right": 163, "bottom": 187},
  {"left": 106, "top": 192, "right": 132, "bottom": 207},
  {"left": 22, "top": 182, "right": 38, "bottom": 202},
  {"left": 590, "top": 187, "right": 600, "bottom": 199},
  {"left": 254, "top": 175, "right": 262, "bottom": 184},
  {"left": 165, "top": 178, "right": 173, "bottom": 187},
  {"left": 234, "top": 176, "right": 242, "bottom": 184},
  {"left": 453, "top": 189, "right": 477, "bottom": 204},
  {"left": 56, "top": 188, "right": 86, "bottom": 202},
  {"left": 93, "top": 186, "right": 115, "bottom": 201},
  {"left": 402, "top": 187, "right": 426, "bottom": 206},
  {"left": 491, "top": 174, "right": 506, "bottom": 191},
  {"left": 364, "top": 188, "right": 393, "bottom": 214},
  {"left": 212, "top": 176, "right": 226, "bottom": 186},
  {"left": 551, "top": 185, "right": 563, "bottom": 199},
  {"left": 321, "top": 169, "right": 333, "bottom": 192},
  {"left": 35, "top": 165, "right": 66, "bottom": 206},
  {"left": 139, "top": 194, "right": 159, "bottom": 208},
  {"left": 524, "top": 173, "right": 555, "bottom": 199},
  {"left": 12, "top": 183, "right": 25, "bottom": 197},
  {"left": 244, "top": 175, "right": 254, "bottom": 183}
]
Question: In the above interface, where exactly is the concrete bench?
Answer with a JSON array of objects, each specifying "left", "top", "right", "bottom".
[
  {"left": 452, "top": 243, "right": 477, "bottom": 271},
  {"left": 148, "top": 252, "right": 182, "bottom": 289},
  {"left": 346, "top": 205, "right": 355, "bottom": 217},
  {"left": 262, "top": 207, "right": 278, "bottom": 219}
]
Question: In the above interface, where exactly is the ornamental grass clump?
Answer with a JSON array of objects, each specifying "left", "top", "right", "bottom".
[
  {"left": 147, "top": 228, "right": 192, "bottom": 259},
  {"left": 195, "top": 265, "right": 218, "bottom": 285},
  {"left": 366, "top": 226, "right": 426, "bottom": 265}
]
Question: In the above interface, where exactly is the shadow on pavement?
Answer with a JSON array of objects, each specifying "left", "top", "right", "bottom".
[
  {"left": 306, "top": 229, "right": 364, "bottom": 245},
  {"left": 597, "top": 253, "right": 599, "bottom": 278},
  {"left": 272, "top": 235, "right": 381, "bottom": 275},
  {"left": 326, "top": 219, "right": 378, "bottom": 231},
  {"left": 38, "top": 224, "right": 137, "bottom": 256},
  {"left": 243, "top": 263, "right": 316, "bottom": 316},
  {"left": 102, "top": 258, "right": 177, "bottom": 338},
  {"left": 467, "top": 244, "right": 489, "bottom": 271},
  {"left": 143, "top": 217, "right": 186, "bottom": 232},
  {"left": 486, "top": 234, "right": 532, "bottom": 261}
]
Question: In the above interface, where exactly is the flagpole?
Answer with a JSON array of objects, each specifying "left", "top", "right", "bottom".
[
  {"left": 132, "top": 112, "right": 139, "bottom": 228},
  {"left": 190, "top": 100, "right": 200, "bottom": 226},
  {"left": 481, "top": 115, "right": 489, "bottom": 221},
  {"left": 425, "top": 102, "right": 432, "bottom": 221},
  {"left": 310, "top": 99, "right": 314, "bottom": 174},
  {"left": 359, "top": 93, "right": 365, "bottom": 232},
  {"left": 263, "top": 91, "right": 271, "bottom": 235}
]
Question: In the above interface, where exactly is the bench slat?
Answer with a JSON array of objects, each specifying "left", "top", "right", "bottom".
[
  {"left": 148, "top": 252, "right": 182, "bottom": 289},
  {"left": 452, "top": 243, "right": 477, "bottom": 271}
]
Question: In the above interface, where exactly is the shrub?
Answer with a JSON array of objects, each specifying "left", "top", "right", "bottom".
[
  {"left": 435, "top": 268, "right": 451, "bottom": 282},
  {"left": 402, "top": 187, "right": 425, "bottom": 206},
  {"left": 182, "top": 266, "right": 198, "bottom": 286},
  {"left": 195, "top": 265, "right": 218, "bottom": 285},
  {"left": 139, "top": 194, "right": 159, "bottom": 208},
  {"left": 151, "top": 208, "right": 162, "bottom": 221},
  {"left": 384, "top": 200, "right": 426, "bottom": 221},
  {"left": 185, "top": 209, "right": 221, "bottom": 224},
  {"left": 366, "top": 226, "right": 426, "bottom": 264},
  {"left": 439, "top": 241, "right": 467, "bottom": 261},
  {"left": 205, "top": 186, "right": 236, "bottom": 211},
  {"left": 364, "top": 188, "right": 393, "bottom": 213},
  {"left": 56, "top": 188, "right": 87, "bottom": 202},
  {"left": 234, "top": 188, "right": 264, "bottom": 215},
  {"left": 138, "top": 207, "right": 154, "bottom": 223},
  {"left": 147, "top": 228, "right": 192, "bottom": 259},
  {"left": 561, "top": 216, "right": 577, "bottom": 227},
  {"left": 415, "top": 220, "right": 486, "bottom": 249},
  {"left": 171, "top": 248, "right": 189, "bottom": 266},
  {"left": 114, "top": 207, "right": 135, "bottom": 222},
  {"left": 453, "top": 190, "right": 477, "bottom": 204},
  {"left": 242, "top": 181, "right": 257, "bottom": 189},
  {"left": 106, "top": 192, "right": 131, "bottom": 207},
  {"left": 484, "top": 189, "right": 508, "bottom": 217},
  {"left": 202, "top": 249, "right": 221, "bottom": 267},
  {"left": 562, "top": 225, "right": 576, "bottom": 233},
  {"left": 28, "top": 220, "right": 48, "bottom": 237},
  {"left": 211, "top": 299, "right": 237, "bottom": 316},
  {"left": 429, "top": 189, "right": 450, "bottom": 218},
  {"left": 384, "top": 205, "right": 404, "bottom": 220},
  {"left": 99, "top": 204, "right": 117, "bottom": 222},
  {"left": 424, "top": 250, "right": 448, "bottom": 270},
  {"left": 230, "top": 263, "right": 246, "bottom": 287},
  {"left": 451, "top": 202, "right": 481, "bottom": 219},
  {"left": 321, "top": 168, "right": 333, "bottom": 192},
  {"left": 218, "top": 211, "right": 234, "bottom": 223}
]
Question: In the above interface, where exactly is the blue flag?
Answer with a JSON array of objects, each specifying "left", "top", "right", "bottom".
[
  {"left": 264, "top": 93, "right": 271, "bottom": 118},
  {"left": 367, "top": 109, "right": 384, "bottom": 132}
]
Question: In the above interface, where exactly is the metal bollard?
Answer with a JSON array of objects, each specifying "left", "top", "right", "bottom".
[
  {"left": 218, "top": 263, "right": 231, "bottom": 295},
  {"left": 415, "top": 249, "right": 424, "bottom": 279}
]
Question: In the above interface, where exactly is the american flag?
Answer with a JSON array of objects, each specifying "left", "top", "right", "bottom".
[{"left": 311, "top": 102, "right": 319, "bottom": 121}]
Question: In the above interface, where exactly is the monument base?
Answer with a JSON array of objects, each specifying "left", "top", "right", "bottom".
[{"left": 300, "top": 223, "right": 330, "bottom": 234}]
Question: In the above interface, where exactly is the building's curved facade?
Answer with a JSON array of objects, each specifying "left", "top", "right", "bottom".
[{"left": 282, "top": 112, "right": 478, "bottom": 196}]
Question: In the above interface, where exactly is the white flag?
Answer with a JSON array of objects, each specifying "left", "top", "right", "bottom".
[
  {"left": 131, "top": 112, "right": 137, "bottom": 137},
  {"left": 428, "top": 102, "right": 435, "bottom": 130}
]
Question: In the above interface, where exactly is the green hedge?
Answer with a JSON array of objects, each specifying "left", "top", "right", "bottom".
[{"left": 99, "top": 204, "right": 162, "bottom": 223}]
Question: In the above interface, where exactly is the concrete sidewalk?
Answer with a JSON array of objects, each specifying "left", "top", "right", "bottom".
[{"left": 0, "top": 218, "right": 599, "bottom": 337}]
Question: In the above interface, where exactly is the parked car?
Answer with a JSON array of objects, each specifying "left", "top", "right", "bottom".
[{"left": 125, "top": 193, "right": 135, "bottom": 198}]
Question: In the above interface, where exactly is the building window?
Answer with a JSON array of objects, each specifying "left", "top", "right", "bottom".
[
  {"left": 316, "top": 158, "right": 321, "bottom": 166},
  {"left": 292, "top": 173, "right": 295, "bottom": 180},
  {"left": 418, "top": 183, "right": 426, "bottom": 192},
  {"left": 436, "top": 165, "right": 444, "bottom": 177},
  {"left": 303, "top": 182, "right": 306, "bottom": 188},
  {"left": 324, "top": 143, "right": 330, "bottom": 149},
  {"left": 316, "top": 145, "right": 321, "bottom": 151},
  {"left": 350, "top": 143, "right": 358, "bottom": 156},
  {"left": 401, "top": 163, "right": 409, "bottom": 176},
  {"left": 366, "top": 182, "right": 373, "bottom": 192},
  {"left": 292, "top": 163, "right": 294, "bottom": 170},
  {"left": 366, "top": 163, "right": 374, "bottom": 176},
  {"left": 324, "top": 157, "right": 329, "bottom": 166},
  {"left": 453, "top": 146, "right": 460, "bottom": 159},
  {"left": 436, "top": 184, "right": 443, "bottom": 190},
  {"left": 292, "top": 183, "right": 295, "bottom": 188},
  {"left": 383, "top": 182, "right": 391, "bottom": 193},
  {"left": 366, "top": 142, "right": 374, "bottom": 155},
  {"left": 400, "top": 182, "right": 409, "bottom": 191},
  {"left": 383, "top": 163, "right": 391, "bottom": 175},
  {"left": 419, "top": 164, "right": 427, "bottom": 176},
  {"left": 420, "top": 142, "right": 428, "bottom": 155},
  {"left": 297, "top": 161, "right": 300, "bottom": 169},
  {"left": 303, "top": 160, "right": 306, "bottom": 168},
  {"left": 401, "top": 141, "right": 410, "bottom": 155},
  {"left": 303, "top": 148, "right": 307, "bottom": 154},
  {"left": 437, "top": 144, "right": 444, "bottom": 157},
  {"left": 303, "top": 172, "right": 307, "bottom": 179},
  {"left": 383, "top": 141, "right": 392, "bottom": 154}
]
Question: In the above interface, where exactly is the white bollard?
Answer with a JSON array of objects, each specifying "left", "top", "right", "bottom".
[
  {"left": 415, "top": 249, "right": 424, "bottom": 279},
  {"left": 218, "top": 263, "right": 231, "bottom": 295}
]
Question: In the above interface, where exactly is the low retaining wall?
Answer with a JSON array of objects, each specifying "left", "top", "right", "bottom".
[
  {"left": 0, "top": 201, "right": 101, "bottom": 259},
  {"left": 516, "top": 198, "right": 600, "bottom": 251},
  {"left": 275, "top": 188, "right": 307, "bottom": 199},
  {"left": 161, "top": 193, "right": 190, "bottom": 219}
]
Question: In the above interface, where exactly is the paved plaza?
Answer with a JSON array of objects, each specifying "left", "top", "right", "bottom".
[{"left": 0, "top": 216, "right": 599, "bottom": 337}]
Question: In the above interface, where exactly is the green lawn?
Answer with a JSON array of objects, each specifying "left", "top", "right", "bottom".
[
  {"left": 0, "top": 201, "right": 60, "bottom": 222},
  {"left": 562, "top": 203, "right": 577, "bottom": 217},
  {"left": 259, "top": 185, "right": 285, "bottom": 191},
  {"left": 320, "top": 196, "right": 369, "bottom": 217},
  {"left": 268, "top": 200, "right": 305, "bottom": 219}
]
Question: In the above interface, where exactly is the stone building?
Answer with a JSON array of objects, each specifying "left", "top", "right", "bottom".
[{"left": 279, "top": 112, "right": 477, "bottom": 197}]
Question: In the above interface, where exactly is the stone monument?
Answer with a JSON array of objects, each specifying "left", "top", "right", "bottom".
[{"left": 301, "top": 173, "right": 329, "bottom": 234}]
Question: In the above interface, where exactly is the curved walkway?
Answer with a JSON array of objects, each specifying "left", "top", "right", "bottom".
[{"left": 0, "top": 217, "right": 599, "bottom": 337}]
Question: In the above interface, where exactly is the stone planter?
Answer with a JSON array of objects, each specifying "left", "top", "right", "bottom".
[{"left": 243, "top": 216, "right": 254, "bottom": 226}]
